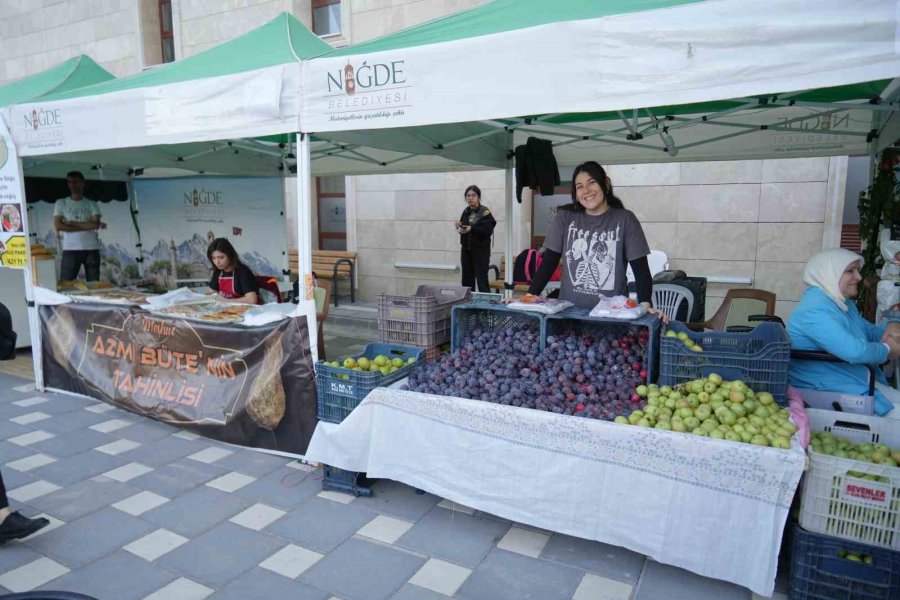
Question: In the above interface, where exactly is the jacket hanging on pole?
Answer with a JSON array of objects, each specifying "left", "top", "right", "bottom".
[{"left": 514, "top": 137, "right": 561, "bottom": 202}]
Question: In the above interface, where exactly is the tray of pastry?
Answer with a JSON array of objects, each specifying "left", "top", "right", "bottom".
[
  {"left": 152, "top": 302, "right": 254, "bottom": 324},
  {"left": 67, "top": 287, "right": 158, "bottom": 306}
]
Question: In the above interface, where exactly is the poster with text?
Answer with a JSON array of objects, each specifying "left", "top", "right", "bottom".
[
  {"left": 134, "top": 176, "right": 287, "bottom": 290},
  {"left": 0, "top": 117, "right": 25, "bottom": 268},
  {"left": 41, "top": 303, "right": 318, "bottom": 455}
]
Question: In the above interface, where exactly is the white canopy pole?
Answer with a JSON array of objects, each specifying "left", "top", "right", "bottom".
[
  {"left": 296, "top": 132, "right": 313, "bottom": 296},
  {"left": 16, "top": 157, "right": 44, "bottom": 390},
  {"left": 504, "top": 130, "right": 514, "bottom": 299}
]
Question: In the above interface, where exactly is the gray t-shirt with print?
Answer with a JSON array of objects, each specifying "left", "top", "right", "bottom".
[{"left": 543, "top": 207, "right": 650, "bottom": 309}]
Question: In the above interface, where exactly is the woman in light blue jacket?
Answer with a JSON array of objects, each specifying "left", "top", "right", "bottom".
[{"left": 788, "top": 248, "right": 900, "bottom": 417}]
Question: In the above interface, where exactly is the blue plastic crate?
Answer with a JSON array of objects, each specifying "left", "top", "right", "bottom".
[
  {"left": 450, "top": 304, "right": 543, "bottom": 353},
  {"left": 315, "top": 342, "right": 424, "bottom": 424},
  {"left": 322, "top": 465, "right": 373, "bottom": 497},
  {"left": 791, "top": 523, "right": 900, "bottom": 600},
  {"left": 659, "top": 321, "right": 790, "bottom": 404},
  {"left": 542, "top": 309, "right": 661, "bottom": 384}
]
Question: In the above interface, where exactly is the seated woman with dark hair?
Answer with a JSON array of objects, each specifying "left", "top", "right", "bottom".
[{"left": 206, "top": 238, "right": 259, "bottom": 305}]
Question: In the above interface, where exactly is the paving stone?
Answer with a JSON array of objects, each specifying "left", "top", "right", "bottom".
[
  {"left": 318, "top": 490, "right": 356, "bottom": 504},
  {"left": 187, "top": 446, "right": 233, "bottom": 464},
  {"left": 0, "top": 440, "right": 33, "bottom": 463},
  {"left": 229, "top": 503, "right": 285, "bottom": 531},
  {"left": 234, "top": 464, "right": 324, "bottom": 510},
  {"left": 574, "top": 573, "right": 634, "bottom": 600},
  {"left": 114, "top": 420, "right": 178, "bottom": 443},
  {"left": 124, "top": 528, "right": 189, "bottom": 562},
  {"left": 8, "top": 480, "right": 60, "bottom": 503},
  {"left": 497, "top": 526, "right": 551, "bottom": 558},
  {"left": 117, "top": 436, "right": 203, "bottom": 467},
  {"left": 0, "top": 557, "right": 69, "bottom": 593},
  {"left": 0, "top": 543, "right": 44, "bottom": 575},
  {"left": 29, "top": 394, "right": 95, "bottom": 413},
  {"left": 142, "top": 485, "right": 253, "bottom": 538},
  {"left": 301, "top": 536, "right": 426, "bottom": 600},
  {"left": 30, "top": 448, "right": 128, "bottom": 486},
  {"left": 29, "top": 428, "right": 112, "bottom": 456},
  {"left": 112, "top": 490, "right": 170, "bottom": 516},
  {"left": 455, "top": 548, "right": 583, "bottom": 600},
  {"left": 408, "top": 558, "right": 473, "bottom": 597},
  {"left": 102, "top": 461, "right": 154, "bottom": 482},
  {"left": 26, "top": 478, "right": 142, "bottom": 521},
  {"left": 144, "top": 577, "right": 214, "bottom": 600},
  {"left": 33, "top": 408, "right": 108, "bottom": 433},
  {"left": 206, "top": 472, "right": 256, "bottom": 493},
  {"left": 84, "top": 402, "right": 117, "bottom": 414},
  {"left": 25, "top": 507, "right": 156, "bottom": 568},
  {"left": 0, "top": 468, "right": 36, "bottom": 491},
  {"left": 397, "top": 506, "right": 510, "bottom": 568},
  {"left": 213, "top": 448, "right": 289, "bottom": 477},
  {"left": 354, "top": 479, "right": 441, "bottom": 522},
  {"left": 157, "top": 522, "right": 284, "bottom": 588},
  {"left": 541, "top": 533, "right": 646, "bottom": 585},
  {"left": 6, "top": 453, "right": 56, "bottom": 472},
  {"left": 8, "top": 430, "right": 54, "bottom": 447},
  {"left": 95, "top": 438, "right": 142, "bottom": 456},
  {"left": 9, "top": 411, "right": 50, "bottom": 426},
  {"left": 89, "top": 418, "right": 133, "bottom": 433},
  {"left": 357, "top": 515, "right": 414, "bottom": 544},
  {"left": 632, "top": 560, "right": 751, "bottom": 600},
  {"left": 265, "top": 496, "right": 377, "bottom": 553},
  {"left": 129, "top": 459, "right": 229, "bottom": 497},
  {"left": 12, "top": 397, "right": 48, "bottom": 408},
  {"left": 389, "top": 585, "right": 454, "bottom": 600},
  {"left": 259, "top": 543, "right": 324, "bottom": 579},
  {"left": 35, "top": 551, "right": 176, "bottom": 600},
  {"left": 210, "top": 567, "right": 328, "bottom": 600}
]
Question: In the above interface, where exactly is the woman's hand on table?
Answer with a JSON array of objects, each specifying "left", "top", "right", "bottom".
[{"left": 642, "top": 303, "right": 669, "bottom": 324}]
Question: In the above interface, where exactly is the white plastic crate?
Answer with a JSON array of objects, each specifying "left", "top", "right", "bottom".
[{"left": 799, "top": 409, "right": 900, "bottom": 551}]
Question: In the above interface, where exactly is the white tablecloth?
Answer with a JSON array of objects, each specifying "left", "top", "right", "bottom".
[{"left": 306, "top": 388, "right": 806, "bottom": 596}]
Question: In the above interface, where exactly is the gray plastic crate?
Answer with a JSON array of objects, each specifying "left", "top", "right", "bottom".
[{"left": 378, "top": 285, "right": 471, "bottom": 347}]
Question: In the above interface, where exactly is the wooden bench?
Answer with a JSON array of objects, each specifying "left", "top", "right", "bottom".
[
  {"left": 488, "top": 256, "right": 529, "bottom": 293},
  {"left": 289, "top": 249, "right": 357, "bottom": 307}
]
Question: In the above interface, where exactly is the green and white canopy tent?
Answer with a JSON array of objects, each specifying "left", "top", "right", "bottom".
[{"left": 302, "top": 0, "right": 900, "bottom": 314}]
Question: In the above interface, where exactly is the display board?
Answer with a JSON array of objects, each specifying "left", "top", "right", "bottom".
[
  {"left": 40, "top": 302, "right": 318, "bottom": 455},
  {"left": 134, "top": 176, "right": 287, "bottom": 289},
  {"left": 0, "top": 117, "right": 25, "bottom": 268}
]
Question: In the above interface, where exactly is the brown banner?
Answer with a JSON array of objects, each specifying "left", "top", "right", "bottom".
[{"left": 40, "top": 303, "right": 318, "bottom": 455}]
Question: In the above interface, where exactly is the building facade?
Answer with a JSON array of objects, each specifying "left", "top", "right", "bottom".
[{"left": 1, "top": 0, "right": 852, "bottom": 320}]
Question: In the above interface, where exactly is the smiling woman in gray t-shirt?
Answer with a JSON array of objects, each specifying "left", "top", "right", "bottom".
[{"left": 529, "top": 161, "right": 663, "bottom": 318}]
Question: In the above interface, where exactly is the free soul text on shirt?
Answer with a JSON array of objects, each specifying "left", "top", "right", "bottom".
[{"left": 328, "top": 91, "right": 408, "bottom": 109}]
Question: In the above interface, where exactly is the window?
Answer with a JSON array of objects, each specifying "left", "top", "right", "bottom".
[
  {"left": 313, "top": 0, "right": 341, "bottom": 37},
  {"left": 316, "top": 177, "right": 347, "bottom": 251},
  {"left": 159, "top": 0, "right": 175, "bottom": 63}
]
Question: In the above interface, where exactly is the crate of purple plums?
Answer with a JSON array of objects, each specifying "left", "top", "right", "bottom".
[
  {"left": 659, "top": 321, "right": 790, "bottom": 405},
  {"left": 541, "top": 310, "right": 661, "bottom": 420}
]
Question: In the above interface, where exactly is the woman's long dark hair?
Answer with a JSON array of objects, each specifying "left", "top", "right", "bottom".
[
  {"left": 207, "top": 237, "right": 242, "bottom": 272},
  {"left": 570, "top": 161, "right": 625, "bottom": 211}
]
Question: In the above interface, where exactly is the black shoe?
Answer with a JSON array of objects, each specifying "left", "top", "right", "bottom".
[{"left": 0, "top": 511, "right": 50, "bottom": 544}]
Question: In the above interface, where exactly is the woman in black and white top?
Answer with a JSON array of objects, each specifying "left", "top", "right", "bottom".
[{"left": 207, "top": 238, "right": 259, "bottom": 305}]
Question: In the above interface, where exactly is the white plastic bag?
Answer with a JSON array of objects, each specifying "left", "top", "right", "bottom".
[{"left": 589, "top": 295, "right": 647, "bottom": 319}]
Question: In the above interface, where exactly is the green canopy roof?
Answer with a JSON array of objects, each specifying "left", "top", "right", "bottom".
[
  {"left": 323, "top": 0, "right": 704, "bottom": 57},
  {"left": 43, "top": 12, "right": 332, "bottom": 102},
  {"left": 0, "top": 55, "right": 114, "bottom": 107}
]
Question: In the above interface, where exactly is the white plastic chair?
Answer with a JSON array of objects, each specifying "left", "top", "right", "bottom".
[
  {"left": 652, "top": 283, "right": 694, "bottom": 322},
  {"left": 626, "top": 250, "right": 670, "bottom": 283}
]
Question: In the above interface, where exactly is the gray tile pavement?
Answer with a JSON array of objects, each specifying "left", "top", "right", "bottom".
[{"left": 0, "top": 371, "right": 787, "bottom": 600}]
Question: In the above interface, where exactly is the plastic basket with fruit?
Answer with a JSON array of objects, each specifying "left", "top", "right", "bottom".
[
  {"left": 800, "top": 409, "right": 900, "bottom": 551},
  {"left": 790, "top": 522, "right": 900, "bottom": 600},
  {"left": 450, "top": 304, "right": 543, "bottom": 353},
  {"left": 613, "top": 374, "right": 797, "bottom": 448},
  {"left": 411, "top": 308, "right": 646, "bottom": 422},
  {"left": 315, "top": 343, "right": 424, "bottom": 423},
  {"left": 659, "top": 320, "right": 790, "bottom": 405},
  {"left": 543, "top": 308, "right": 660, "bottom": 384}
]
